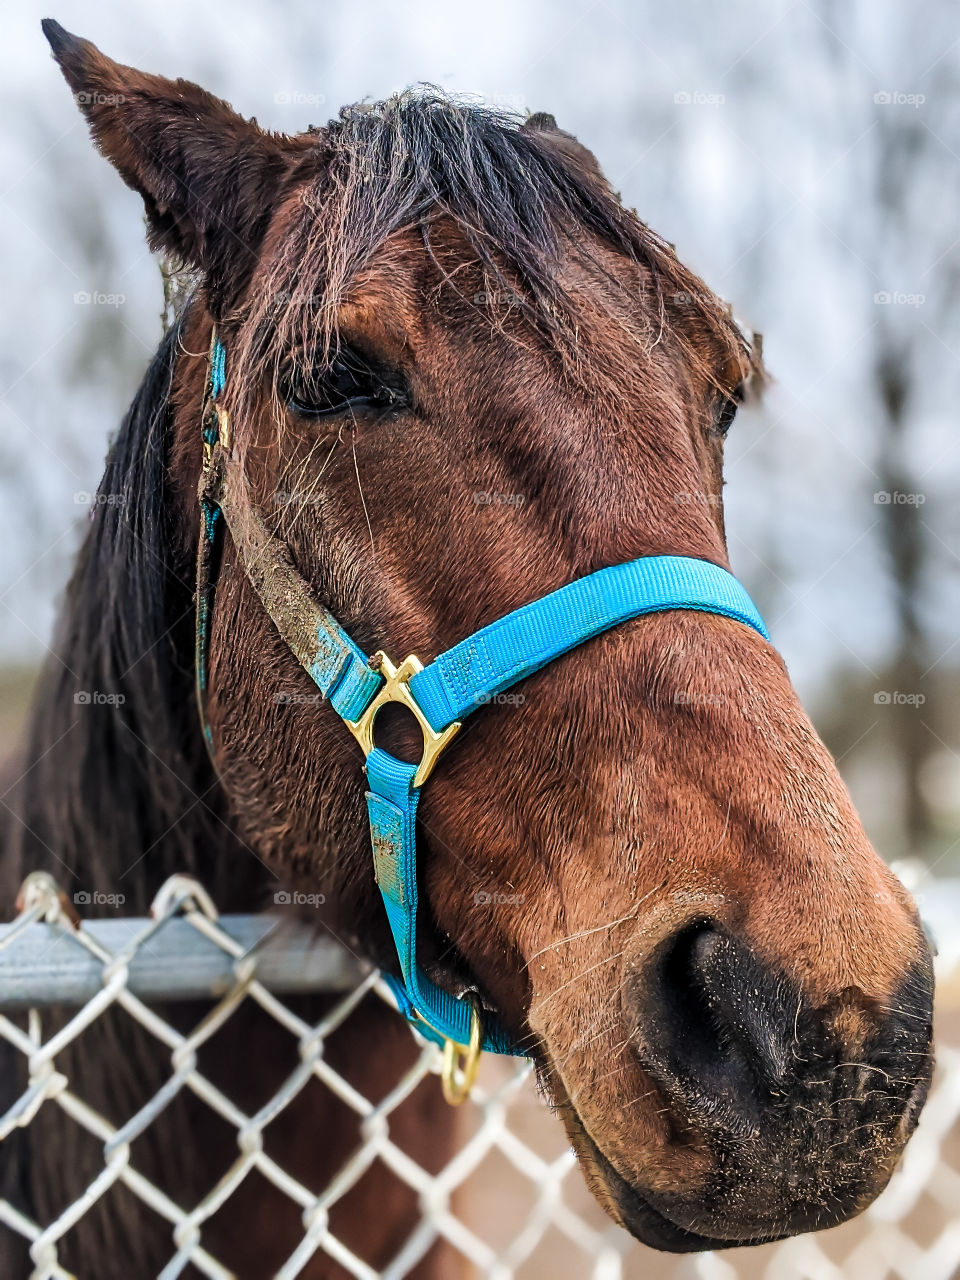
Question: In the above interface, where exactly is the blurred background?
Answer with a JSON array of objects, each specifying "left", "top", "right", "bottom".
[
  {"left": 2, "top": 0, "right": 958, "bottom": 883},
  {"left": 0, "top": 3, "right": 959, "bottom": 1275}
]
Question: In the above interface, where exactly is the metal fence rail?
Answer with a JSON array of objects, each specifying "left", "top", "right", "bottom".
[{"left": 0, "top": 870, "right": 958, "bottom": 1280}]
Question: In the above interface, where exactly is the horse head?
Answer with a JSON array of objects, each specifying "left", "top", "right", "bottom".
[{"left": 45, "top": 21, "right": 933, "bottom": 1252}]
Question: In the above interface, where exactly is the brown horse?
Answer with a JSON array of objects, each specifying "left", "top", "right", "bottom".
[{"left": 0, "top": 19, "right": 934, "bottom": 1278}]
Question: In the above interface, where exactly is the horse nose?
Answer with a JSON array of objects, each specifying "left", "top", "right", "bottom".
[
  {"left": 618, "top": 918, "right": 933, "bottom": 1242},
  {"left": 625, "top": 920, "right": 796, "bottom": 1138}
]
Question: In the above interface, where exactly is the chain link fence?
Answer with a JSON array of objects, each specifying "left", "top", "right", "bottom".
[{"left": 0, "top": 871, "right": 958, "bottom": 1280}]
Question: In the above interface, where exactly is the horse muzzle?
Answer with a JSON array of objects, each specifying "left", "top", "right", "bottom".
[{"left": 537, "top": 917, "right": 934, "bottom": 1251}]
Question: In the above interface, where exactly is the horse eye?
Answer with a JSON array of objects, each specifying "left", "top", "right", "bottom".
[
  {"left": 282, "top": 349, "right": 404, "bottom": 419},
  {"left": 712, "top": 394, "right": 740, "bottom": 439}
]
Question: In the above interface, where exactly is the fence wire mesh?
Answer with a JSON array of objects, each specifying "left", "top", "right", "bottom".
[{"left": 0, "top": 871, "right": 957, "bottom": 1280}]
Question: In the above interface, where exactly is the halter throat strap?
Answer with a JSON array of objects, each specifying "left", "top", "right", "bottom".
[{"left": 195, "top": 332, "right": 769, "bottom": 1066}]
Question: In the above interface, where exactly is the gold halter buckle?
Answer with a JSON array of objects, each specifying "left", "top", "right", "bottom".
[
  {"left": 201, "top": 403, "right": 231, "bottom": 470},
  {"left": 440, "top": 994, "right": 483, "bottom": 1105},
  {"left": 344, "top": 652, "right": 461, "bottom": 788}
]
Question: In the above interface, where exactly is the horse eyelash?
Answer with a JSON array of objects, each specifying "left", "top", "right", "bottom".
[
  {"left": 279, "top": 343, "right": 409, "bottom": 418},
  {"left": 711, "top": 384, "right": 744, "bottom": 438}
]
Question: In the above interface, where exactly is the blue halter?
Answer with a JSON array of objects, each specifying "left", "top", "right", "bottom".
[{"left": 196, "top": 335, "right": 769, "bottom": 1068}]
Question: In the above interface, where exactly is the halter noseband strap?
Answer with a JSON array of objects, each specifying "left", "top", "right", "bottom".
[{"left": 195, "top": 332, "right": 769, "bottom": 1089}]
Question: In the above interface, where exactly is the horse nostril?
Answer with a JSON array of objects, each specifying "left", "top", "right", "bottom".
[{"left": 627, "top": 921, "right": 794, "bottom": 1138}]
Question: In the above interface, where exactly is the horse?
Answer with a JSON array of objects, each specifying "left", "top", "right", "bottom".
[{"left": 0, "top": 19, "right": 934, "bottom": 1278}]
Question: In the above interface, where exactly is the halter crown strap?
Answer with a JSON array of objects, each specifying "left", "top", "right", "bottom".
[
  {"left": 195, "top": 339, "right": 381, "bottom": 735},
  {"left": 196, "top": 331, "right": 770, "bottom": 1066}
]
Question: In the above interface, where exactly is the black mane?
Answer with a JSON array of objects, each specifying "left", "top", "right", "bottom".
[{"left": 0, "top": 318, "right": 258, "bottom": 916}]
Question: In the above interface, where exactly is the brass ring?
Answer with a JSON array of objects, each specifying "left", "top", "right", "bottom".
[{"left": 440, "top": 994, "right": 483, "bottom": 1106}]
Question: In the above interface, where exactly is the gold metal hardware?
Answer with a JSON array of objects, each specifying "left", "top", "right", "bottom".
[
  {"left": 201, "top": 404, "right": 230, "bottom": 470},
  {"left": 216, "top": 403, "right": 231, "bottom": 452},
  {"left": 344, "top": 652, "right": 461, "bottom": 788},
  {"left": 440, "top": 994, "right": 483, "bottom": 1105}
]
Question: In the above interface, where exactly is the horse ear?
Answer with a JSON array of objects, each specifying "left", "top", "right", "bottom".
[
  {"left": 42, "top": 19, "right": 300, "bottom": 314},
  {"left": 521, "top": 112, "right": 611, "bottom": 191}
]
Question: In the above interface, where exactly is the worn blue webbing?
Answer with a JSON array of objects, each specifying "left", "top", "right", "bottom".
[
  {"left": 209, "top": 337, "right": 226, "bottom": 398},
  {"left": 365, "top": 749, "right": 518, "bottom": 1053},
  {"left": 309, "top": 628, "right": 382, "bottom": 723}
]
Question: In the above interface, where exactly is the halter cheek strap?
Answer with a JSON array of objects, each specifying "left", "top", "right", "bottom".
[{"left": 195, "top": 333, "right": 770, "bottom": 1083}]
